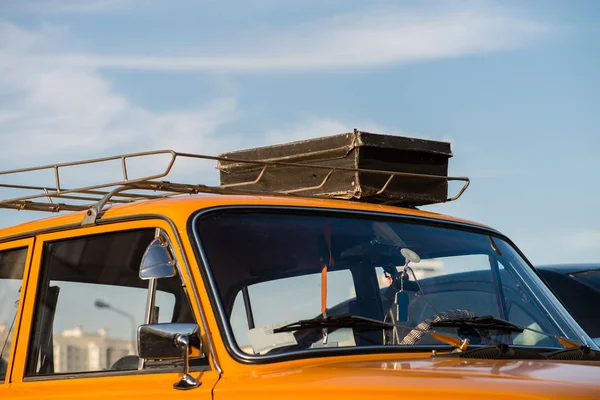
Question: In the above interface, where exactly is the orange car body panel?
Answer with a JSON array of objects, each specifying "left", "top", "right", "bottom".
[{"left": 2, "top": 194, "right": 599, "bottom": 399}]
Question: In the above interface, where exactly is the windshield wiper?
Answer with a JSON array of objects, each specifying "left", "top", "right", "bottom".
[
  {"left": 274, "top": 315, "right": 475, "bottom": 350},
  {"left": 272, "top": 315, "right": 394, "bottom": 334},
  {"left": 430, "top": 315, "right": 524, "bottom": 333},
  {"left": 273, "top": 315, "right": 589, "bottom": 356},
  {"left": 430, "top": 315, "right": 588, "bottom": 350}
]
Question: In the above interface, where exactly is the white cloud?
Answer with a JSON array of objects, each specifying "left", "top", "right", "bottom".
[
  {"left": 0, "top": 21, "right": 245, "bottom": 204},
  {"left": 32, "top": 3, "right": 550, "bottom": 72},
  {"left": 0, "top": 22, "right": 240, "bottom": 165}
]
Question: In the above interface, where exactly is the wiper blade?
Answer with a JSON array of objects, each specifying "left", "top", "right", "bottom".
[
  {"left": 274, "top": 316, "right": 473, "bottom": 351},
  {"left": 431, "top": 315, "right": 588, "bottom": 350},
  {"left": 430, "top": 315, "right": 524, "bottom": 333},
  {"left": 273, "top": 315, "right": 588, "bottom": 354},
  {"left": 272, "top": 315, "right": 393, "bottom": 334}
]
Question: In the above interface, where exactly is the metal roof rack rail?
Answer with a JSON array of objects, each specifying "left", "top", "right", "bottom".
[{"left": 0, "top": 148, "right": 470, "bottom": 226}]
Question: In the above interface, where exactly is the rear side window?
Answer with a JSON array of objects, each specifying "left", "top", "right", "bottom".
[{"left": 0, "top": 247, "right": 27, "bottom": 383}]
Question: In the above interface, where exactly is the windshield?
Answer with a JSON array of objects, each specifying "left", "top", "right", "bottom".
[{"left": 193, "top": 210, "right": 595, "bottom": 358}]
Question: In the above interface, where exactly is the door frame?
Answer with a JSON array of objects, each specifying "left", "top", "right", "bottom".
[
  {"left": 9, "top": 218, "right": 219, "bottom": 392},
  {"left": 0, "top": 237, "right": 36, "bottom": 386}
]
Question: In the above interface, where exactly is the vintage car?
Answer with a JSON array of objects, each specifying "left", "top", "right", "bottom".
[
  {"left": 0, "top": 131, "right": 599, "bottom": 399},
  {"left": 536, "top": 263, "right": 600, "bottom": 346}
]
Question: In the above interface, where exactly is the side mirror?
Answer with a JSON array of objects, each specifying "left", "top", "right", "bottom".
[
  {"left": 138, "top": 323, "right": 205, "bottom": 390},
  {"left": 140, "top": 238, "right": 177, "bottom": 280}
]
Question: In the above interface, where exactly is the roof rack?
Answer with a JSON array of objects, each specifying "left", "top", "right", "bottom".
[{"left": 0, "top": 149, "right": 470, "bottom": 226}]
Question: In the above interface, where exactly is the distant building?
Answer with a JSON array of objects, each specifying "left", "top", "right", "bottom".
[
  {"left": 1, "top": 322, "right": 135, "bottom": 373},
  {"left": 0, "top": 322, "right": 11, "bottom": 357},
  {"left": 52, "top": 326, "right": 133, "bottom": 373}
]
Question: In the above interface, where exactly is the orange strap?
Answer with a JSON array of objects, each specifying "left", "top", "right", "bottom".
[
  {"left": 321, "top": 264, "right": 328, "bottom": 315},
  {"left": 321, "top": 223, "right": 334, "bottom": 316}
]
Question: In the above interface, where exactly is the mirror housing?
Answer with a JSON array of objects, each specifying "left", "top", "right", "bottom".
[
  {"left": 138, "top": 323, "right": 204, "bottom": 390},
  {"left": 138, "top": 323, "right": 204, "bottom": 359},
  {"left": 139, "top": 238, "right": 177, "bottom": 280}
]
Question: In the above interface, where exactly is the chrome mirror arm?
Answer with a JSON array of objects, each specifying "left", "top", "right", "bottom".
[{"left": 173, "top": 334, "right": 201, "bottom": 390}]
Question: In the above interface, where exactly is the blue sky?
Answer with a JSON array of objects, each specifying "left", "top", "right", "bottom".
[{"left": 1, "top": 0, "right": 599, "bottom": 268}]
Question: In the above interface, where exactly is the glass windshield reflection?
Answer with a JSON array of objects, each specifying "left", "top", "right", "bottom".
[{"left": 194, "top": 211, "right": 594, "bottom": 357}]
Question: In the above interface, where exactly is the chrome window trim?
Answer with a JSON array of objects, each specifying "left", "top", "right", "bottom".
[
  {"left": 19, "top": 213, "right": 221, "bottom": 382},
  {"left": 188, "top": 204, "right": 534, "bottom": 364},
  {"left": 22, "top": 365, "right": 211, "bottom": 382},
  {"left": 0, "top": 223, "right": 82, "bottom": 244}
]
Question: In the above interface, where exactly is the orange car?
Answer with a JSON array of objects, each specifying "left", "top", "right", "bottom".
[{"left": 0, "top": 133, "right": 599, "bottom": 399}]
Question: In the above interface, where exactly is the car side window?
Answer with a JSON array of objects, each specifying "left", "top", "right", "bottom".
[
  {"left": 0, "top": 247, "right": 27, "bottom": 382},
  {"left": 25, "top": 228, "right": 198, "bottom": 377}
]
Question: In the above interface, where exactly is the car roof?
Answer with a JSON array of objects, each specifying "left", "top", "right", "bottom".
[{"left": 0, "top": 193, "right": 493, "bottom": 241}]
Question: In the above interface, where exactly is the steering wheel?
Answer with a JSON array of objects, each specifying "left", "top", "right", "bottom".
[{"left": 397, "top": 309, "right": 487, "bottom": 345}]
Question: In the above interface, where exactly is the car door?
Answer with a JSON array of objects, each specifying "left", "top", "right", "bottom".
[{"left": 8, "top": 219, "right": 219, "bottom": 399}]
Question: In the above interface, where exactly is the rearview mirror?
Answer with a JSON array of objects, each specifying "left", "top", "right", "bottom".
[
  {"left": 138, "top": 323, "right": 204, "bottom": 390},
  {"left": 139, "top": 238, "right": 177, "bottom": 280}
]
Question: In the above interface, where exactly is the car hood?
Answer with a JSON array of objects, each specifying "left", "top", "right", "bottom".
[
  {"left": 219, "top": 355, "right": 600, "bottom": 399},
  {"left": 334, "top": 356, "right": 600, "bottom": 384}
]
